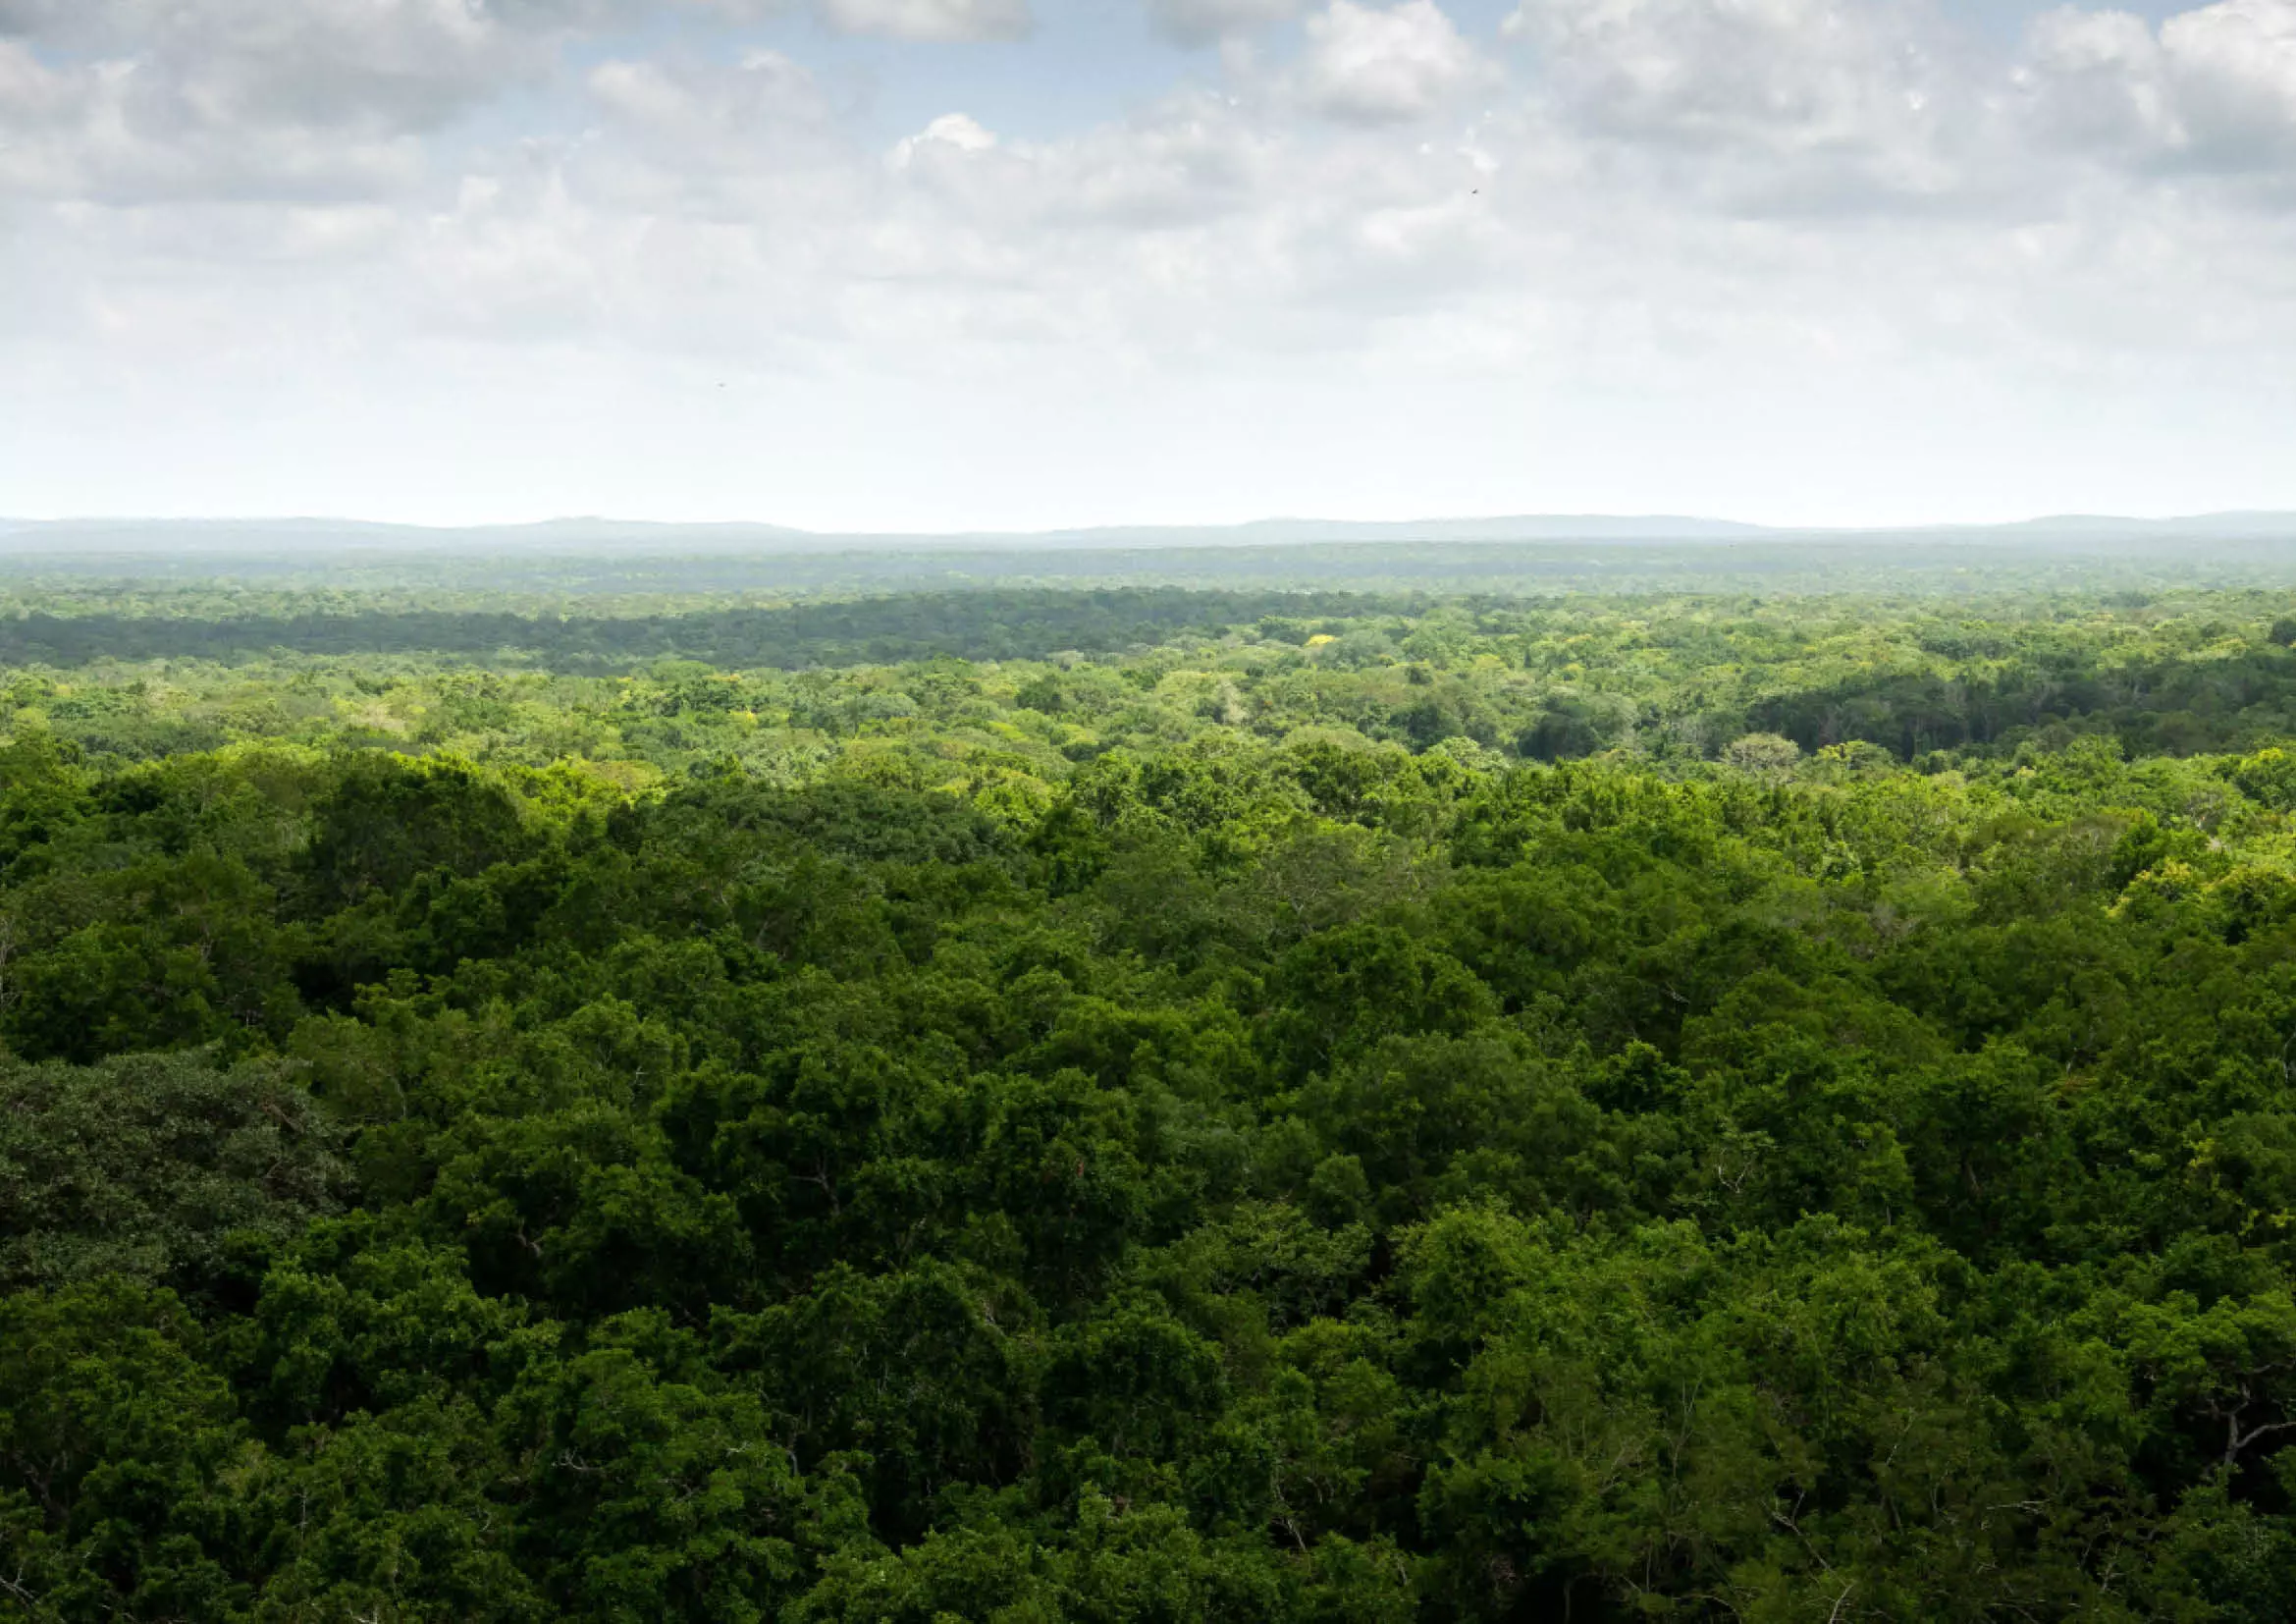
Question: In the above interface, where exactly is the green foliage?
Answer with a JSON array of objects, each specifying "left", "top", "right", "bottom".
[
  {"left": 0, "top": 1051, "right": 346, "bottom": 1294},
  {"left": 12, "top": 583, "right": 2296, "bottom": 1619}
]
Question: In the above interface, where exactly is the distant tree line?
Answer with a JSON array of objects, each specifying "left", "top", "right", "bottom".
[{"left": 0, "top": 590, "right": 1400, "bottom": 672}]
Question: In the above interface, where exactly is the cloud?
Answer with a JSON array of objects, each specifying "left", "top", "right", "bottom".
[
  {"left": 589, "top": 50, "right": 837, "bottom": 158},
  {"left": 2020, "top": 1, "right": 2296, "bottom": 172},
  {"left": 0, "top": 0, "right": 1027, "bottom": 209},
  {"left": 1506, "top": 0, "right": 1941, "bottom": 141},
  {"left": 1302, "top": 0, "right": 1489, "bottom": 124},
  {"left": 1145, "top": 0, "right": 1306, "bottom": 46},
  {"left": 0, "top": 0, "right": 788, "bottom": 40},
  {"left": 2018, "top": 8, "right": 2174, "bottom": 155},
  {"left": 14, "top": 0, "right": 2296, "bottom": 527},
  {"left": 880, "top": 91, "right": 1275, "bottom": 247},
  {"left": 0, "top": 0, "right": 549, "bottom": 207},
  {"left": 0, "top": 0, "right": 136, "bottom": 41},
  {"left": 813, "top": 0, "right": 1032, "bottom": 40},
  {"left": 0, "top": 44, "right": 433, "bottom": 204},
  {"left": 0, "top": 0, "right": 531, "bottom": 132},
  {"left": 890, "top": 112, "right": 1000, "bottom": 166},
  {"left": 2171, "top": 2, "right": 2296, "bottom": 158},
  {"left": 1499, "top": 0, "right": 1998, "bottom": 216}
]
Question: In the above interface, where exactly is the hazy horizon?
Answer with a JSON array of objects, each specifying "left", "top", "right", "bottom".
[{"left": 9, "top": 508, "right": 2296, "bottom": 543}]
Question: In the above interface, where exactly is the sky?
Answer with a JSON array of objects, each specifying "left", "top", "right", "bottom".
[{"left": 3, "top": 0, "right": 2295, "bottom": 530}]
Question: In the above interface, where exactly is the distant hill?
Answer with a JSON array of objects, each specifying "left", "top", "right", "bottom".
[
  {"left": 5, "top": 511, "right": 2293, "bottom": 560},
  {"left": 1997, "top": 513, "right": 2296, "bottom": 539}
]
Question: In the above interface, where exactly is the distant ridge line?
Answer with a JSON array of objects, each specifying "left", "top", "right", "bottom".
[{"left": 3, "top": 511, "right": 2295, "bottom": 555}]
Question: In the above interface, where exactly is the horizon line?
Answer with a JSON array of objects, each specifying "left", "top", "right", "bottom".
[{"left": 9, "top": 509, "right": 2296, "bottom": 538}]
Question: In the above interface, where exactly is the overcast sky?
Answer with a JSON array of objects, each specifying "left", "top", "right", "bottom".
[{"left": 4, "top": 0, "right": 2295, "bottom": 529}]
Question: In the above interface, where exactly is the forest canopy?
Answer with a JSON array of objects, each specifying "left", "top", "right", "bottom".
[{"left": 8, "top": 577, "right": 2296, "bottom": 1620}]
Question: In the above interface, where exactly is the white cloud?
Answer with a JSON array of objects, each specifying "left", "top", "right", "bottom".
[
  {"left": 1030, "top": 94, "right": 1273, "bottom": 229},
  {"left": 0, "top": 45, "right": 432, "bottom": 204},
  {"left": 13, "top": 0, "right": 2296, "bottom": 525},
  {"left": 1507, "top": 0, "right": 1934, "bottom": 142},
  {"left": 2, "top": 0, "right": 531, "bottom": 130},
  {"left": 813, "top": 0, "right": 1031, "bottom": 40},
  {"left": 0, "top": 0, "right": 550, "bottom": 209},
  {"left": 2154, "top": 0, "right": 2296, "bottom": 163},
  {"left": 0, "top": 0, "right": 1027, "bottom": 211},
  {"left": 590, "top": 50, "right": 836, "bottom": 160},
  {"left": 1302, "top": 0, "right": 1489, "bottom": 124},
  {"left": 915, "top": 111, "right": 999, "bottom": 151},
  {"left": 1502, "top": 0, "right": 1997, "bottom": 216},
  {"left": 1146, "top": 0, "right": 1305, "bottom": 46},
  {"left": 2020, "top": 8, "right": 2173, "bottom": 154},
  {"left": 2019, "top": 2, "right": 2296, "bottom": 173},
  {"left": 889, "top": 111, "right": 999, "bottom": 167}
]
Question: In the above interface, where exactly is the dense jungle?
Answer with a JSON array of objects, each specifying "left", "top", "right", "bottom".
[{"left": 13, "top": 568, "right": 2296, "bottom": 1620}]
